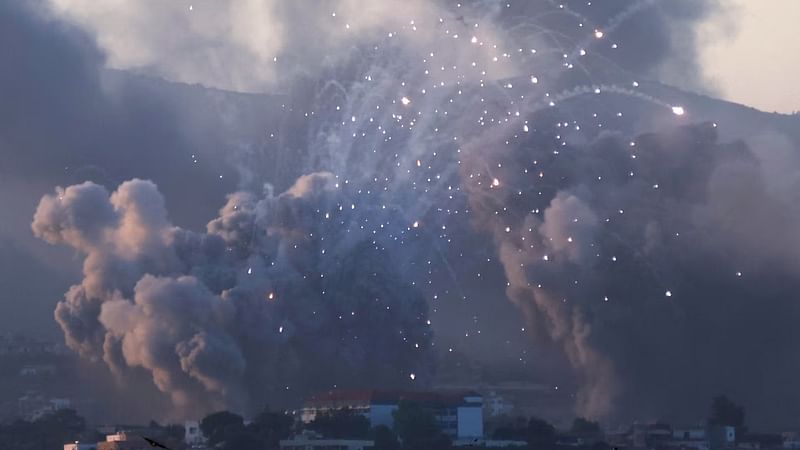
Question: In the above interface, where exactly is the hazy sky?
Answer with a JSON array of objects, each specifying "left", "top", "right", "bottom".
[{"left": 700, "top": 0, "right": 800, "bottom": 113}]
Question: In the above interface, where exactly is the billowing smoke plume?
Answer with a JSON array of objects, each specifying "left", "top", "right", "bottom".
[
  {"left": 33, "top": 174, "right": 432, "bottom": 415},
  {"left": 461, "top": 113, "right": 800, "bottom": 421},
  {"left": 19, "top": 0, "right": 800, "bottom": 427}
]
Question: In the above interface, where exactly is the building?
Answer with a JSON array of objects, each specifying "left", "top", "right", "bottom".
[
  {"left": 0, "top": 334, "right": 65, "bottom": 356},
  {"left": 782, "top": 432, "right": 800, "bottom": 449},
  {"left": 630, "top": 423, "right": 673, "bottom": 448},
  {"left": 184, "top": 420, "right": 206, "bottom": 447},
  {"left": 738, "top": 433, "right": 783, "bottom": 450},
  {"left": 97, "top": 432, "right": 152, "bottom": 450},
  {"left": 484, "top": 391, "right": 514, "bottom": 417},
  {"left": 633, "top": 424, "right": 735, "bottom": 450},
  {"left": 281, "top": 431, "right": 374, "bottom": 450},
  {"left": 674, "top": 428, "right": 709, "bottom": 441},
  {"left": 708, "top": 426, "right": 736, "bottom": 450},
  {"left": 302, "top": 390, "right": 484, "bottom": 439},
  {"left": 670, "top": 427, "right": 710, "bottom": 450},
  {"left": 433, "top": 381, "right": 567, "bottom": 422},
  {"left": 19, "top": 364, "right": 57, "bottom": 377},
  {"left": 17, "top": 392, "right": 71, "bottom": 420},
  {"left": 452, "top": 438, "right": 527, "bottom": 448},
  {"left": 64, "top": 443, "right": 98, "bottom": 450},
  {"left": 66, "top": 431, "right": 176, "bottom": 450}
]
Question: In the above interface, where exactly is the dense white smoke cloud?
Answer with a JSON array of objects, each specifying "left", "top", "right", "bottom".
[
  {"left": 46, "top": 0, "right": 719, "bottom": 93},
  {"left": 46, "top": 0, "right": 516, "bottom": 92}
]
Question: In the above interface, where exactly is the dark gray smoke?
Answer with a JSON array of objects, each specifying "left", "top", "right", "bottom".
[
  {"left": 32, "top": 174, "right": 432, "bottom": 416},
  {"left": 0, "top": 0, "right": 291, "bottom": 341},
  {"left": 461, "top": 114, "right": 800, "bottom": 423}
]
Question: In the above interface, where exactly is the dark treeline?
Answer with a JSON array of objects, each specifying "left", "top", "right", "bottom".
[
  {"left": 0, "top": 409, "right": 93, "bottom": 450},
  {"left": 198, "top": 401, "right": 445, "bottom": 450},
  {"left": 0, "top": 395, "right": 759, "bottom": 450},
  {"left": 0, "top": 409, "right": 185, "bottom": 450}
]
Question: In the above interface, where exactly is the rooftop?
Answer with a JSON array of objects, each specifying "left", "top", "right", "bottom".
[{"left": 305, "top": 389, "right": 482, "bottom": 408}]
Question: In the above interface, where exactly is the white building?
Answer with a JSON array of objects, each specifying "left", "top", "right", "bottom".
[
  {"left": 184, "top": 420, "right": 206, "bottom": 447},
  {"left": 709, "top": 425, "right": 736, "bottom": 449},
  {"left": 301, "top": 390, "right": 484, "bottom": 439},
  {"left": 453, "top": 438, "right": 527, "bottom": 448},
  {"left": 782, "top": 432, "right": 800, "bottom": 449},
  {"left": 64, "top": 443, "right": 97, "bottom": 450},
  {"left": 484, "top": 391, "right": 514, "bottom": 417},
  {"left": 281, "top": 431, "right": 374, "bottom": 450},
  {"left": 105, "top": 432, "right": 130, "bottom": 442},
  {"left": 668, "top": 425, "right": 735, "bottom": 450},
  {"left": 19, "top": 364, "right": 56, "bottom": 377},
  {"left": 97, "top": 432, "right": 153, "bottom": 450},
  {"left": 18, "top": 392, "right": 71, "bottom": 421},
  {"left": 673, "top": 428, "right": 708, "bottom": 441}
]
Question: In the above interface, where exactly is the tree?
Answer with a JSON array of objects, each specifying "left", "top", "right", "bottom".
[
  {"left": 373, "top": 425, "right": 401, "bottom": 450},
  {"left": 591, "top": 441, "right": 612, "bottom": 450},
  {"left": 526, "top": 417, "right": 557, "bottom": 446},
  {"left": 164, "top": 424, "right": 186, "bottom": 441},
  {"left": 492, "top": 423, "right": 526, "bottom": 441},
  {"left": 35, "top": 409, "right": 89, "bottom": 449},
  {"left": 392, "top": 401, "right": 450, "bottom": 450},
  {"left": 708, "top": 395, "right": 745, "bottom": 430},
  {"left": 223, "top": 431, "right": 264, "bottom": 450},
  {"left": 308, "top": 407, "right": 370, "bottom": 439},
  {"left": 200, "top": 411, "right": 245, "bottom": 446},
  {"left": 492, "top": 416, "right": 556, "bottom": 447},
  {"left": 491, "top": 416, "right": 528, "bottom": 441},
  {"left": 37, "top": 408, "right": 86, "bottom": 436},
  {"left": 141, "top": 420, "right": 186, "bottom": 449},
  {"left": 251, "top": 407, "right": 294, "bottom": 449},
  {"left": 0, "top": 409, "right": 91, "bottom": 450},
  {"left": 571, "top": 417, "right": 601, "bottom": 435}
]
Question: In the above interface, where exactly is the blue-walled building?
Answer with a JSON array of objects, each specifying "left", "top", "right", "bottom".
[{"left": 301, "top": 390, "right": 485, "bottom": 439}]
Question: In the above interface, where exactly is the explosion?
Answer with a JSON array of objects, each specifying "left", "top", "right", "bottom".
[
  {"left": 30, "top": 0, "right": 800, "bottom": 424},
  {"left": 33, "top": 174, "right": 432, "bottom": 414}
]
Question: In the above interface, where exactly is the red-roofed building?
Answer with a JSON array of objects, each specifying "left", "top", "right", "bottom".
[{"left": 300, "top": 390, "right": 484, "bottom": 439}]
